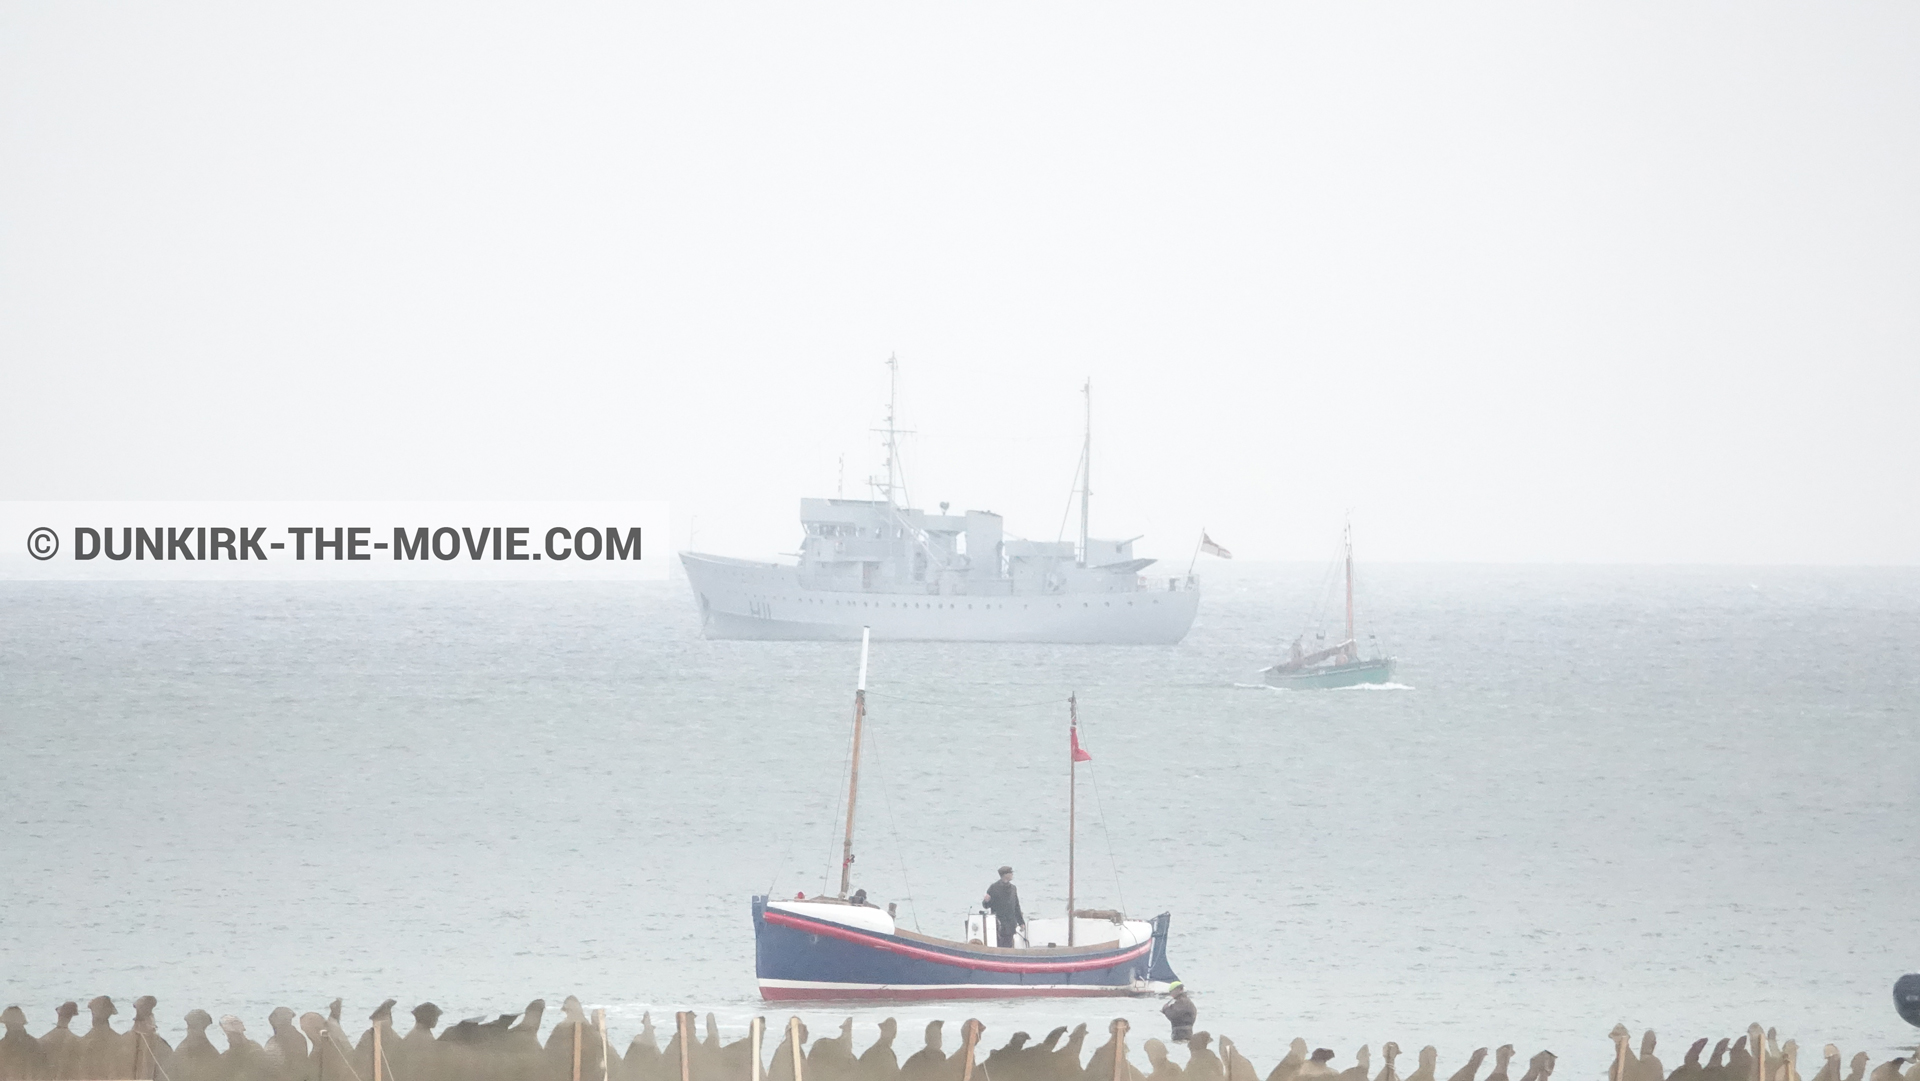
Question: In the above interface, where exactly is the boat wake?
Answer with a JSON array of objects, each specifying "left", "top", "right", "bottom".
[
  {"left": 1330, "top": 680, "right": 1415, "bottom": 691},
  {"left": 1236, "top": 681, "right": 1416, "bottom": 692}
]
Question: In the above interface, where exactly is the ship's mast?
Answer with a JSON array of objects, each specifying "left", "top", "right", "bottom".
[
  {"left": 1344, "top": 521, "right": 1355, "bottom": 653},
  {"left": 1067, "top": 693, "right": 1079, "bottom": 946},
  {"left": 838, "top": 627, "right": 870, "bottom": 898},
  {"left": 1078, "top": 380, "right": 1091, "bottom": 566},
  {"left": 880, "top": 355, "right": 903, "bottom": 508}
]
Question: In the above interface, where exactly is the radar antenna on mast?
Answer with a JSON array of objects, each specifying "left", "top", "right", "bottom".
[{"left": 870, "top": 355, "right": 914, "bottom": 509}]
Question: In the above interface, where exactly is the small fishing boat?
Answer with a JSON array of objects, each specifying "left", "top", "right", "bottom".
[
  {"left": 1897, "top": 972, "right": 1920, "bottom": 1028},
  {"left": 1263, "top": 523, "right": 1397, "bottom": 690},
  {"left": 751, "top": 630, "right": 1180, "bottom": 1001}
]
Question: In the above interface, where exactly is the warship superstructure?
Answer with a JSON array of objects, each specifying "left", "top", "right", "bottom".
[{"left": 681, "top": 363, "right": 1200, "bottom": 643}]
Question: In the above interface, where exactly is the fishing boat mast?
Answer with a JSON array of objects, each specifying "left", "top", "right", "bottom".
[
  {"left": 1344, "top": 521, "right": 1355, "bottom": 655},
  {"left": 837, "top": 627, "right": 871, "bottom": 898},
  {"left": 1067, "top": 693, "right": 1079, "bottom": 945}
]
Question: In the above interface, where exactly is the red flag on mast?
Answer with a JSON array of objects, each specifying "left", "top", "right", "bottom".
[{"left": 1070, "top": 725, "right": 1093, "bottom": 763}]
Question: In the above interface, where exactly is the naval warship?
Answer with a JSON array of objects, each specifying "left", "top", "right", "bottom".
[{"left": 680, "top": 363, "right": 1200, "bottom": 643}]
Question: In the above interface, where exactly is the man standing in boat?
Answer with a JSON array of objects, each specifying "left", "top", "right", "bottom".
[{"left": 982, "top": 866, "right": 1024, "bottom": 948}]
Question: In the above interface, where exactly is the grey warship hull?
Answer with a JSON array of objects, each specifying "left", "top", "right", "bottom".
[{"left": 682, "top": 552, "right": 1199, "bottom": 643}]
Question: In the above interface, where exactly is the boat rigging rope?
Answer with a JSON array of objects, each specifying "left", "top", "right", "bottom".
[
  {"left": 1077, "top": 712, "right": 1129, "bottom": 917},
  {"left": 1053, "top": 441, "right": 1087, "bottom": 546},
  {"left": 1350, "top": 560, "right": 1395, "bottom": 662},
  {"left": 860, "top": 722, "right": 923, "bottom": 933},
  {"left": 1299, "top": 531, "right": 1345, "bottom": 641},
  {"left": 138, "top": 1032, "right": 177, "bottom": 1081},
  {"left": 338, "top": 1037, "right": 366, "bottom": 1081},
  {"left": 765, "top": 807, "right": 799, "bottom": 899}
]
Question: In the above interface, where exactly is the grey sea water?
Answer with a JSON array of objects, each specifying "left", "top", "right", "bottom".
[{"left": 3, "top": 563, "right": 1916, "bottom": 1076}]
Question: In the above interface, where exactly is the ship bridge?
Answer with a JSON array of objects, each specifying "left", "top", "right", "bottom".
[{"left": 797, "top": 498, "right": 1154, "bottom": 596}]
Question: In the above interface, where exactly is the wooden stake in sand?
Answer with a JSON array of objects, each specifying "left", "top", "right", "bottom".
[
  {"left": 750, "top": 1018, "right": 766, "bottom": 1081},
  {"left": 788, "top": 1018, "right": 806, "bottom": 1081},
  {"left": 596, "top": 1010, "right": 610, "bottom": 1081},
  {"left": 1110, "top": 1020, "right": 1131, "bottom": 1081},
  {"left": 679, "top": 1013, "right": 697, "bottom": 1081},
  {"left": 961, "top": 1020, "right": 984, "bottom": 1081},
  {"left": 572, "top": 1015, "right": 583, "bottom": 1081}
]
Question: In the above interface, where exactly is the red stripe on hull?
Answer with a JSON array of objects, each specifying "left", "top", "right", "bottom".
[
  {"left": 760, "top": 985, "right": 1141, "bottom": 1002},
  {"left": 762, "top": 910, "right": 1151, "bottom": 974}
]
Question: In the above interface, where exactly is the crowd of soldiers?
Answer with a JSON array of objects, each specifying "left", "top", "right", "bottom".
[{"left": 0, "top": 997, "right": 1913, "bottom": 1081}]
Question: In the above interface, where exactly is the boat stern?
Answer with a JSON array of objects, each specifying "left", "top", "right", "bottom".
[{"left": 1145, "top": 911, "right": 1180, "bottom": 989}]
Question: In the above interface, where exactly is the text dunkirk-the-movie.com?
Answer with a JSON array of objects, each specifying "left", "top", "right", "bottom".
[{"left": 2, "top": 502, "right": 670, "bottom": 580}]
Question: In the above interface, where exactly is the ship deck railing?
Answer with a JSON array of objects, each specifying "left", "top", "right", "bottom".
[{"left": 784, "top": 575, "right": 1201, "bottom": 596}]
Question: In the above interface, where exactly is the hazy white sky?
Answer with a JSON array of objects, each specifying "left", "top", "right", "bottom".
[{"left": 3, "top": 4, "right": 1915, "bottom": 564}]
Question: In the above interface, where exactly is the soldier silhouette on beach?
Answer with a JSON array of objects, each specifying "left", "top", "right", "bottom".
[
  {"left": 1, "top": 1006, "right": 50, "bottom": 1081},
  {"left": 262, "top": 1009, "right": 307, "bottom": 1081},
  {"left": 77, "top": 998, "right": 122, "bottom": 1081},
  {"left": 217, "top": 1015, "right": 266, "bottom": 1081},
  {"left": 901, "top": 1022, "right": 946, "bottom": 1081},
  {"left": 767, "top": 1021, "right": 810, "bottom": 1081},
  {"left": 1145, "top": 1040, "right": 1184, "bottom": 1081},
  {"left": 856, "top": 1019, "right": 900, "bottom": 1081},
  {"left": 39, "top": 1004, "right": 79, "bottom": 1081},
  {"left": 620, "top": 1014, "right": 660, "bottom": 1081},
  {"left": 168, "top": 1011, "right": 220, "bottom": 1081}
]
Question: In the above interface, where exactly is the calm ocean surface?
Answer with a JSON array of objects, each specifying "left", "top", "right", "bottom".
[{"left": 3, "top": 563, "right": 1916, "bottom": 1076}]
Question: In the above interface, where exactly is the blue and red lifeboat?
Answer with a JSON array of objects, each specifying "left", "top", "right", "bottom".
[{"left": 752, "top": 895, "right": 1179, "bottom": 1002}]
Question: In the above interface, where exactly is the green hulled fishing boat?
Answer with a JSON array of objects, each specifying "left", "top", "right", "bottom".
[{"left": 1263, "top": 524, "right": 1397, "bottom": 690}]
